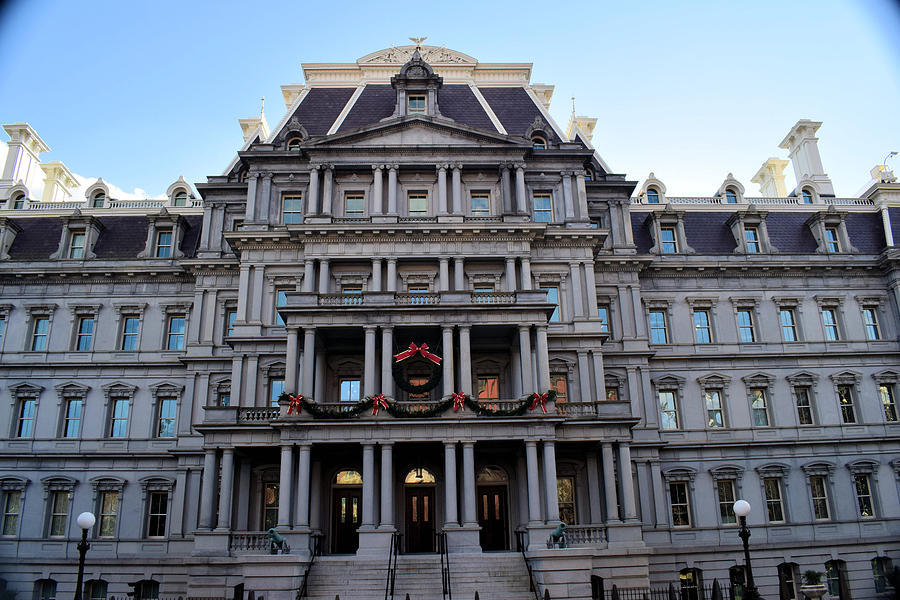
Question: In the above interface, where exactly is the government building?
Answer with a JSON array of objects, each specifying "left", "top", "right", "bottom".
[{"left": 0, "top": 44, "right": 898, "bottom": 600}]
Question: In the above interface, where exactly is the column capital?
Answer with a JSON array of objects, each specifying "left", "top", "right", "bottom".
[
  {"left": 461, "top": 440, "right": 475, "bottom": 448},
  {"left": 515, "top": 163, "right": 526, "bottom": 171},
  {"left": 441, "top": 324, "right": 454, "bottom": 332},
  {"left": 379, "top": 440, "right": 395, "bottom": 447},
  {"left": 262, "top": 171, "right": 273, "bottom": 180},
  {"left": 361, "top": 441, "right": 377, "bottom": 448},
  {"left": 372, "top": 164, "right": 384, "bottom": 171},
  {"left": 524, "top": 439, "right": 538, "bottom": 447},
  {"left": 297, "top": 441, "right": 312, "bottom": 449},
  {"left": 458, "top": 324, "right": 471, "bottom": 332},
  {"left": 444, "top": 440, "right": 458, "bottom": 448},
  {"left": 518, "top": 324, "right": 531, "bottom": 332},
  {"left": 439, "top": 256, "right": 450, "bottom": 263},
  {"left": 438, "top": 164, "right": 448, "bottom": 172},
  {"left": 309, "top": 164, "right": 321, "bottom": 171},
  {"left": 451, "top": 162, "right": 463, "bottom": 170},
  {"left": 535, "top": 323, "right": 548, "bottom": 331},
  {"left": 323, "top": 164, "right": 334, "bottom": 172},
  {"left": 371, "top": 256, "right": 382, "bottom": 263},
  {"left": 390, "top": 164, "right": 400, "bottom": 170},
  {"left": 386, "top": 257, "right": 397, "bottom": 264},
  {"left": 576, "top": 349, "right": 589, "bottom": 357}
]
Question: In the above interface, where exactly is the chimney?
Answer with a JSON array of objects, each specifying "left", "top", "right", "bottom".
[
  {"left": 567, "top": 116, "right": 597, "bottom": 144},
  {"left": 39, "top": 161, "right": 78, "bottom": 203},
  {"left": 751, "top": 158, "right": 789, "bottom": 197},
  {"left": 778, "top": 119, "right": 835, "bottom": 196},
  {"left": 1, "top": 122, "right": 50, "bottom": 199},
  {"left": 531, "top": 84, "right": 554, "bottom": 110}
]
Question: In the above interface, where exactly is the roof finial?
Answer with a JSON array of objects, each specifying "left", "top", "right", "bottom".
[
  {"left": 571, "top": 96, "right": 576, "bottom": 119},
  {"left": 409, "top": 36, "right": 427, "bottom": 50},
  {"left": 260, "top": 97, "right": 266, "bottom": 118}
]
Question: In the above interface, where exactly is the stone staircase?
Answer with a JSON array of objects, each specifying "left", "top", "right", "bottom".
[{"left": 304, "top": 552, "right": 535, "bottom": 600}]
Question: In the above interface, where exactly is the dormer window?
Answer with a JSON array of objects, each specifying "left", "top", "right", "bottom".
[
  {"left": 824, "top": 227, "right": 840, "bottom": 252},
  {"left": 408, "top": 95, "right": 426, "bottom": 115},
  {"left": 727, "top": 208, "right": 774, "bottom": 254},
  {"left": 91, "top": 191, "right": 106, "bottom": 208},
  {"left": 287, "top": 137, "right": 303, "bottom": 151},
  {"left": 531, "top": 136, "right": 547, "bottom": 150},
  {"left": 12, "top": 193, "right": 25, "bottom": 210},
  {"left": 744, "top": 227, "right": 760, "bottom": 253},
  {"left": 801, "top": 188, "right": 814, "bottom": 204},
  {"left": 238, "top": 170, "right": 248, "bottom": 183},
  {"left": 173, "top": 191, "right": 187, "bottom": 207},
  {"left": 139, "top": 209, "right": 188, "bottom": 260},
  {"left": 646, "top": 188, "right": 660, "bottom": 204},
  {"left": 725, "top": 188, "right": 738, "bottom": 204},
  {"left": 68, "top": 232, "right": 86, "bottom": 259},
  {"left": 806, "top": 207, "right": 856, "bottom": 254},
  {"left": 584, "top": 168, "right": 594, "bottom": 182},
  {"left": 155, "top": 230, "right": 173, "bottom": 258},
  {"left": 647, "top": 208, "right": 694, "bottom": 255},
  {"left": 660, "top": 227, "right": 678, "bottom": 253}
]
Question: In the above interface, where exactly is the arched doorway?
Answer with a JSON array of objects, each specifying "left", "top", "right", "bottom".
[
  {"left": 404, "top": 466, "right": 436, "bottom": 553},
  {"left": 476, "top": 465, "right": 509, "bottom": 550},
  {"left": 331, "top": 469, "right": 362, "bottom": 554}
]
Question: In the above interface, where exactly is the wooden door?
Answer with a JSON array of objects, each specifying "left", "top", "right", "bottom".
[
  {"left": 405, "top": 486, "right": 435, "bottom": 553},
  {"left": 477, "top": 485, "right": 508, "bottom": 550},
  {"left": 331, "top": 487, "right": 361, "bottom": 554}
]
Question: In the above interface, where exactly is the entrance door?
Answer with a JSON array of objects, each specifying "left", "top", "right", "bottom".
[
  {"left": 405, "top": 486, "right": 435, "bottom": 552},
  {"left": 477, "top": 485, "right": 509, "bottom": 550},
  {"left": 331, "top": 487, "right": 361, "bottom": 554}
]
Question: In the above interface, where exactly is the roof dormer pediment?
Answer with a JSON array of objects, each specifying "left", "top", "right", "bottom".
[{"left": 308, "top": 116, "right": 524, "bottom": 149}]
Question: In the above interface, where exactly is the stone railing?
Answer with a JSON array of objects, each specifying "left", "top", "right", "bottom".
[
  {"left": 554, "top": 401, "right": 598, "bottom": 417},
  {"left": 332, "top": 217, "right": 370, "bottom": 223},
  {"left": 398, "top": 216, "right": 438, "bottom": 223},
  {"left": 25, "top": 201, "right": 83, "bottom": 210},
  {"left": 631, "top": 196, "right": 875, "bottom": 206},
  {"left": 463, "top": 215, "right": 500, "bottom": 222},
  {"left": 471, "top": 291, "right": 516, "bottom": 304},
  {"left": 18, "top": 199, "right": 203, "bottom": 211},
  {"left": 238, "top": 407, "right": 280, "bottom": 422},
  {"left": 394, "top": 292, "right": 440, "bottom": 305},
  {"left": 319, "top": 293, "right": 364, "bottom": 306},
  {"left": 230, "top": 531, "right": 288, "bottom": 553},
  {"left": 564, "top": 525, "right": 606, "bottom": 546}
]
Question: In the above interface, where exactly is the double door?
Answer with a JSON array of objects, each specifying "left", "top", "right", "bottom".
[
  {"left": 477, "top": 485, "right": 509, "bottom": 551},
  {"left": 405, "top": 486, "right": 435, "bottom": 553},
  {"left": 331, "top": 487, "right": 361, "bottom": 554}
]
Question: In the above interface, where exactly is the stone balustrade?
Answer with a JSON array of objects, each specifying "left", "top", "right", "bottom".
[
  {"left": 564, "top": 525, "right": 606, "bottom": 546},
  {"left": 631, "top": 196, "right": 875, "bottom": 206}
]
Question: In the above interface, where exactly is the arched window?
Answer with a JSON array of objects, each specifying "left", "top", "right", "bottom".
[
  {"left": 404, "top": 467, "right": 436, "bottom": 484},
  {"left": 238, "top": 170, "right": 248, "bottom": 183},
  {"left": 801, "top": 188, "right": 814, "bottom": 204},
  {"left": 287, "top": 137, "right": 303, "bottom": 151},
  {"left": 133, "top": 580, "right": 159, "bottom": 600},
  {"left": 85, "top": 580, "right": 108, "bottom": 600},
  {"left": 531, "top": 135, "right": 547, "bottom": 150},
  {"left": 476, "top": 465, "right": 509, "bottom": 483},
  {"left": 584, "top": 168, "right": 594, "bottom": 182},
  {"left": 12, "top": 193, "right": 25, "bottom": 210},
  {"left": 679, "top": 568, "right": 703, "bottom": 600},
  {"left": 173, "top": 191, "right": 187, "bottom": 207},
  {"left": 725, "top": 188, "right": 738, "bottom": 204},
  {"left": 34, "top": 579, "right": 57, "bottom": 600},
  {"left": 92, "top": 191, "right": 106, "bottom": 208},
  {"left": 334, "top": 470, "right": 362, "bottom": 485},
  {"left": 646, "top": 188, "right": 660, "bottom": 204}
]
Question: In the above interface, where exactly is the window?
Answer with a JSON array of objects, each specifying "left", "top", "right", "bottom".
[
  {"left": 824, "top": 227, "right": 840, "bottom": 252},
  {"left": 408, "top": 94, "right": 426, "bottom": 114},
  {"left": 75, "top": 316, "right": 94, "bottom": 351},
  {"left": 873, "top": 557, "right": 893, "bottom": 594},
  {"left": 750, "top": 388, "right": 770, "bottom": 426},
  {"left": 598, "top": 304, "right": 610, "bottom": 334},
  {"left": 825, "top": 560, "right": 847, "bottom": 599},
  {"left": 173, "top": 191, "right": 187, "bottom": 207},
  {"left": 62, "top": 398, "right": 83, "bottom": 438},
  {"left": 693, "top": 310, "right": 712, "bottom": 343},
  {"left": 477, "top": 375, "right": 499, "bottom": 401},
  {"left": 646, "top": 188, "right": 660, "bottom": 204},
  {"left": 48, "top": 490, "right": 70, "bottom": 536},
  {"left": 31, "top": 317, "right": 50, "bottom": 351},
  {"left": 34, "top": 580, "right": 57, "bottom": 600},
  {"left": 716, "top": 479, "right": 736, "bottom": 524},
  {"left": 736, "top": 309, "right": 755, "bottom": 343},
  {"left": 262, "top": 482, "right": 279, "bottom": 530},
  {"left": 853, "top": 473, "right": 875, "bottom": 517},
  {"left": 777, "top": 564, "right": 798, "bottom": 600},
  {"left": 155, "top": 230, "right": 173, "bottom": 258},
  {"left": 470, "top": 193, "right": 490, "bottom": 216},
  {"left": 146, "top": 491, "right": 168, "bottom": 537},
  {"left": 837, "top": 384, "right": 856, "bottom": 424},
  {"left": 730, "top": 566, "right": 747, "bottom": 600},
  {"left": 98, "top": 490, "right": 119, "bottom": 537},
  {"left": 342, "top": 286, "right": 363, "bottom": 305},
  {"left": 1, "top": 490, "right": 21, "bottom": 536},
  {"left": 763, "top": 477, "right": 785, "bottom": 522},
  {"left": 780, "top": 309, "right": 798, "bottom": 342},
  {"left": 531, "top": 135, "right": 547, "bottom": 150},
  {"left": 274, "top": 288, "right": 289, "bottom": 326},
  {"left": 282, "top": 194, "right": 303, "bottom": 224},
  {"left": 658, "top": 391, "right": 679, "bottom": 430},
  {"left": 862, "top": 308, "right": 880, "bottom": 340},
  {"left": 472, "top": 286, "right": 493, "bottom": 303},
  {"left": 705, "top": 390, "right": 725, "bottom": 428},
  {"left": 669, "top": 482, "right": 690, "bottom": 526},
  {"left": 794, "top": 387, "right": 814, "bottom": 425},
  {"left": 725, "top": 188, "right": 738, "bottom": 204},
  {"left": 287, "top": 137, "right": 302, "bottom": 151},
  {"left": 344, "top": 192, "right": 364, "bottom": 217},
  {"left": 880, "top": 384, "right": 898, "bottom": 422},
  {"left": 225, "top": 310, "right": 236, "bottom": 337},
  {"left": 557, "top": 476, "right": 576, "bottom": 525},
  {"left": 533, "top": 193, "right": 553, "bottom": 222},
  {"left": 408, "top": 285, "right": 430, "bottom": 305},
  {"left": 16, "top": 398, "right": 36, "bottom": 437},
  {"left": 659, "top": 227, "right": 678, "bottom": 253},
  {"left": 12, "top": 193, "right": 25, "bottom": 210},
  {"left": 68, "top": 232, "right": 86, "bottom": 259},
  {"left": 809, "top": 475, "right": 830, "bottom": 520},
  {"left": 109, "top": 397, "right": 129, "bottom": 437},
  {"left": 134, "top": 580, "right": 160, "bottom": 600},
  {"left": 91, "top": 192, "right": 106, "bottom": 208},
  {"left": 217, "top": 391, "right": 231, "bottom": 407},
  {"left": 744, "top": 227, "right": 760, "bottom": 253},
  {"left": 821, "top": 308, "right": 840, "bottom": 341},
  {"left": 680, "top": 568, "right": 702, "bottom": 600},
  {"left": 340, "top": 378, "right": 360, "bottom": 403},
  {"left": 121, "top": 316, "right": 140, "bottom": 350},
  {"left": 801, "top": 188, "right": 814, "bottom": 204},
  {"left": 551, "top": 374, "right": 567, "bottom": 405},
  {"left": 649, "top": 310, "right": 668, "bottom": 344},
  {"left": 85, "top": 580, "right": 108, "bottom": 600},
  {"left": 166, "top": 314, "right": 186, "bottom": 350},
  {"left": 541, "top": 285, "right": 560, "bottom": 322},
  {"left": 408, "top": 192, "right": 427, "bottom": 216},
  {"left": 269, "top": 378, "right": 284, "bottom": 407},
  {"left": 156, "top": 397, "right": 176, "bottom": 437}
]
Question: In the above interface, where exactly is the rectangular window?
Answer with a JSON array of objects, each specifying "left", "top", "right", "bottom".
[
  {"left": 121, "top": 316, "right": 140, "bottom": 350},
  {"left": 669, "top": 482, "right": 690, "bottom": 527},
  {"left": 598, "top": 304, "right": 610, "bottom": 334},
  {"left": 780, "top": 309, "right": 798, "bottom": 342},
  {"left": 533, "top": 193, "right": 553, "bottom": 222},
  {"left": 109, "top": 398, "right": 129, "bottom": 438},
  {"left": 62, "top": 399, "right": 83, "bottom": 438},
  {"left": 407, "top": 94, "right": 426, "bottom": 114},
  {"left": 408, "top": 285, "right": 430, "bottom": 305},
  {"left": 155, "top": 230, "right": 173, "bottom": 258},
  {"left": 821, "top": 308, "right": 839, "bottom": 341},
  {"left": 48, "top": 491, "right": 70, "bottom": 537},
  {"left": 824, "top": 227, "right": 840, "bottom": 252},
  {"left": 282, "top": 194, "right": 303, "bottom": 224},
  {"left": 880, "top": 384, "right": 898, "bottom": 422},
  {"left": 269, "top": 378, "right": 285, "bottom": 407},
  {"left": 763, "top": 478, "right": 785, "bottom": 522},
  {"left": 717, "top": 480, "right": 736, "bottom": 524},
  {"left": 477, "top": 375, "right": 500, "bottom": 401},
  {"left": 606, "top": 386, "right": 619, "bottom": 402},
  {"left": 1, "top": 490, "right": 21, "bottom": 536},
  {"left": 407, "top": 192, "right": 428, "bottom": 216},
  {"left": 693, "top": 310, "right": 712, "bottom": 343},
  {"left": 156, "top": 397, "right": 176, "bottom": 438},
  {"left": 217, "top": 392, "right": 230, "bottom": 407},
  {"left": 659, "top": 227, "right": 678, "bottom": 253},
  {"left": 750, "top": 388, "right": 770, "bottom": 426},
  {"left": 794, "top": 387, "right": 814, "bottom": 425},
  {"left": 809, "top": 475, "right": 830, "bottom": 520},
  {"left": 98, "top": 490, "right": 119, "bottom": 537},
  {"left": 862, "top": 308, "right": 880, "bottom": 340},
  {"left": 16, "top": 398, "right": 36, "bottom": 437},
  {"left": 262, "top": 482, "right": 279, "bottom": 530},
  {"left": 551, "top": 374, "right": 567, "bottom": 404},
  {"left": 557, "top": 476, "right": 576, "bottom": 526},
  {"left": 344, "top": 192, "right": 364, "bottom": 217},
  {"left": 873, "top": 558, "right": 893, "bottom": 593},
  {"left": 737, "top": 309, "right": 755, "bottom": 342},
  {"left": 541, "top": 286, "right": 560, "bottom": 322},
  {"left": 274, "top": 288, "right": 289, "bottom": 326},
  {"left": 31, "top": 317, "right": 50, "bottom": 351},
  {"left": 0, "top": 316, "right": 5, "bottom": 348},
  {"left": 342, "top": 287, "right": 363, "bottom": 305},
  {"left": 68, "top": 232, "right": 86, "bottom": 259},
  {"left": 649, "top": 310, "right": 668, "bottom": 344},
  {"left": 339, "top": 378, "right": 361, "bottom": 403},
  {"left": 854, "top": 474, "right": 875, "bottom": 517},
  {"left": 225, "top": 310, "right": 236, "bottom": 337},
  {"left": 470, "top": 193, "right": 490, "bottom": 216},
  {"left": 658, "top": 390, "right": 679, "bottom": 430},
  {"left": 837, "top": 384, "right": 856, "bottom": 424},
  {"left": 744, "top": 227, "right": 760, "bottom": 253},
  {"left": 76, "top": 317, "right": 94, "bottom": 351},
  {"left": 705, "top": 390, "right": 725, "bottom": 428},
  {"left": 166, "top": 315, "right": 185, "bottom": 350},
  {"left": 147, "top": 491, "right": 168, "bottom": 537}
]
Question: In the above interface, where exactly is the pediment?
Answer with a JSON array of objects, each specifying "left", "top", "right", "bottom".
[{"left": 311, "top": 117, "right": 523, "bottom": 148}]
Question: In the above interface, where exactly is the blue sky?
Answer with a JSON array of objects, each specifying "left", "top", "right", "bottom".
[{"left": 0, "top": 0, "right": 898, "bottom": 197}]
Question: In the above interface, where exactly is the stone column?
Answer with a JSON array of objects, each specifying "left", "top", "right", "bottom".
[
  {"left": 301, "top": 328, "right": 315, "bottom": 398},
  {"left": 458, "top": 326, "right": 472, "bottom": 393},
  {"left": 439, "top": 258, "right": 450, "bottom": 291},
  {"left": 380, "top": 443, "right": 394, "bottom": 528},
  {"left": 278, "top": 445, "right": 294, "bottom": 528},
  {"left": 461, "top": 442, "right": 477, "bottom": 526},
  {"left": 442, "top": 326, "right": 455, "bottom": 395},
  {"left": 387, "top": 165, "right": 398, "bottom": 215},
  {"left": 216, "top": 448, "right": 235, "bottom": 530},
  {"left": 592, "top": 351, "right": 607, "bottom": 403},
  {"left": 318, "top": 259, "right": 330, "bottom": 294},
  {"left": 525, "top": 441, "right": 542, "bottom": 524},
  {"left": 306, "top": 166, "right": 319, "bottom": 216},
  {"left": 575, "top": 170, "right": 589, "bottom": 220},
  {"left": 303, "top": 260, "right": 315, "bottom": 293},
  {"left": 371, "top": 258, "right": 382, "bottom": 291},
  {"left": 246, "top": 172, "right": 259, "bottom": 222},
  {"left": 631, "top": 286, "right": 647, "bottom": 337},
  {"left": 372, "top": 165, "right": 383, "bottom": 216},
  {"left": 296, "top": 444, "right": 311, "bottom": 528},
  {"left": 650, "top": 460, "right": 668, "bottom": 527},
  {"left": 505, "top": 258, "right": 517, "bottom": 292},
  {"left": 237, "top": 265, "right": 251, "bottom": 321},
  {"left": 246, "top": 355, "right": 259, "bottom": 406},
  {"left": 286, "top": 328, "right": 300, "bottom": 393},
  {"left": 199, "top": 449, "right": 217, "bottom": 530},
  {"left": 520, "top": 258, "right": 532, "bottom": 290},
  {"left": 188, "top": 290, "right": 204, "bottom": 345},
  {"left": 321, "top": 165, "right": 333, "bottom": 216},
  {"left": 453, "top": 257, "right": 465, "bottom": 290},
  {"left": 618, "top": 443, "right": 638, "bottom": 520},
  {"left": 250, "top": 267, "right": 264, "bottom": 322},
  {"left": 381, "top": 327, "right": 394, "bottom": 397},
  {"left": 386, "top": 259, "right": 397, "bottom": 292},
  {"left": 451, "top": 164, "right": 462, "bottom": 214},
  {"left": 500, "top": 165, "right": 512, "bottom": 214},
  {"left": 601, "top": 443, "right": 619, "bottom": 522},
  {"left": 577, "top": 351, "right": 592, "bottom": 403},
  {"left": 518, "top": 326, "right": 533, "bottom": 393},
  {"left": 364, "top": 326, "right": 377, "bottom": 397},
  {"left": 444, "top": 442, "right": 459, "bottom": 527},
  {"left": 543, "top": 441, "right": 560, "bottom": 523},
  {"left": 361, "top": 443, "right": 377, "bottom": 528},
  {"left": 561, "top": 171, "right": 575, "bottom": 220},
  {"left": 583, "top": 262, "right": 599, "bottom": 317},
  {"left": 231, "top": 356, "right": 245, "bottom": 407},
  {"left": 586, "top": 451, "right": 603, "bottom": 524},
  {"left": 569, "top": 262, "right": 584, "bottom": 318},
  {"left": 260, "top": 173, "right": 273, "bottom": 222},
  {"left": 515, "top": 164, "right": 527, "bottom": 214},
  {"left": 437, "top": 165, "right": 448, "bottom": 214},
  {"left": 535, "top": 325, "right": 551, "bottom": 392}
]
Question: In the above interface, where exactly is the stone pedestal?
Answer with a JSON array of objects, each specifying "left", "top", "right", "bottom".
[
  {"left": 191, "top": 531, "right": 231, "bottom": 556},
  {"left": 445, "top": 525, "right": 482, "bottom": 553},
  {"left": 356, "top": 528, "right": 395, "bottom": 557},
  {"left": 526, "top": 523, "right": 558, "bottom": 551}
]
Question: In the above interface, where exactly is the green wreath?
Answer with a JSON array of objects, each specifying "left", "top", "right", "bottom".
[{"left": 392, "top": 357, "right": 442, "bottom": 394}]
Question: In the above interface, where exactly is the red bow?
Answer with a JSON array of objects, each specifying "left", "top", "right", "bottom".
[
  {"left": 452, "top": 393, "right": 467, "bottom": 412},
  {"left": 371, "top": 394, "right": 389, "bottom": 416},
  {"left": 529, "top": 392, "right": 549, "bottom": 413},
  {"left": 393, "top": 342, "right": 442, "bottom": 365},
  {"left": 287, "top": 394, "right": 304, "bottom": 415}
]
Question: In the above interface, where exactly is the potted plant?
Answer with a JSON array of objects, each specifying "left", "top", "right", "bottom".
[{"left": 800, "top": 570, "right": 827, "bottom": 600}]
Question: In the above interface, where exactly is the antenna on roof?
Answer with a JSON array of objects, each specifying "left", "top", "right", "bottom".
[
  {"left": 571, "top": 96, "right": 576, "bottom": 119},
  {"left": 260, "top": 97, "right": 266, "bottom": 119}
]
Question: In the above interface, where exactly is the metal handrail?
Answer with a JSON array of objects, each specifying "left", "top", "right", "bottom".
[
  {"left": 515, "top": 530, "right": 542, "bottom": 600},
  {"left": 384, "top": 532, "right": 401, "bottom": 600},
  {"left": 297, "top": 533, "right": 323, "bottom": 600},
  {"left": 437, "top": 531, "right": 452, "bottom": 600}
]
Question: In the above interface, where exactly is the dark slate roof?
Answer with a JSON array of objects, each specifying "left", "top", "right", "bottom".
[
  {"left": 631, "top": 212, "right": 653, "bottom": 253},
  {"left": 683, "top": 213, "right": 737, "bottom": 253},
  {"left": 439, "top": 85, "right": 496, "bottom": 132},
  {"left": 290, "top": 87, "right": 356, "bottom": 136},
  {"left": 337, "top": 85, "right": 394, "bottom": 133},
  {"left": 845, "top": 212, "right": 885, "bottom": 253},
  {"left": 478, "top": 87, "right": 559, "bottom": 142},
  {"left": 7, "top": 218, "right": 63, "bottom": 260},
  {"left": 889, "top": 208, "right": 900, "bottom": 247},
  {"left": 763, "top": 212, "right": 819, "bottom": 253}
]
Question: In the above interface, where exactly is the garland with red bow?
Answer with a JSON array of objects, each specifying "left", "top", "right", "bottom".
[
  {"left": 529, "top": 392, "right": 550, "bottom": 413},
  {"left": 452, "top": 392, "right": 467, "bottom": 412},
  {"left": 371, "top": 394, "right": 389, "bottom": 415},
  {"left": 393, "top": 342, "right": 442, "bottom": 365},
  {"left": 287, "top": 394, "right": 304, "bottom": 415}
]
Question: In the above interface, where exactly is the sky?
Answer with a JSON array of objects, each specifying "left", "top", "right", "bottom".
[{"left": 0, "top": 0, "right": 898, "bottom": 198}]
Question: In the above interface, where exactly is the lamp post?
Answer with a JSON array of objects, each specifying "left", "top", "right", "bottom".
[
  {"left": 74, "top": 511, "right": 96, "bottom": 600},
  {"left": 732, "top": 500, "right": 762, "bottom": 600}
]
